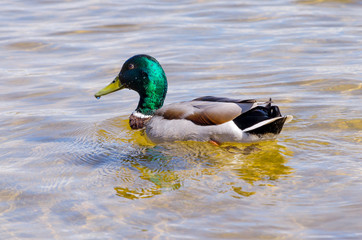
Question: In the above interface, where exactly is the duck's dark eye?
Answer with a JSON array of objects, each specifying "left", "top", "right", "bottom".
[{"left": 128, "top": 64, "right": 135, "bottom": 70}]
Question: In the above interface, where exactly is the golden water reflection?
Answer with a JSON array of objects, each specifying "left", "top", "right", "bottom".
[{"left": 94, "top": 117, "right": 294, "bottom": 200}]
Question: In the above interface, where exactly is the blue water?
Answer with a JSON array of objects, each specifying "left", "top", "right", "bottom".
[{"left": 0, "top": 0, "right": 361, "bottom": 239}]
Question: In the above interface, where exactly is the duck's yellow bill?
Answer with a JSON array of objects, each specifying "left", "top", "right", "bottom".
[{"left": 94, "top": 76, "right": 125, "bottom": 99}]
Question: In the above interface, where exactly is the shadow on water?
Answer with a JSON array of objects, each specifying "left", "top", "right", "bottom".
[{"left": 76, "top": 116, "right": 294, "bottom": 200}]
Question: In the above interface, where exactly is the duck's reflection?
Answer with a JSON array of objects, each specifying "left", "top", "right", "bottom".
[{"left": 112, "top": 141, "right": 293, "bottom": 199}]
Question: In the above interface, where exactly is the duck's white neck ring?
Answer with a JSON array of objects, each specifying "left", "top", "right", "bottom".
[{"left": 132, "top": 111, "right": 153, "bottom": 119}]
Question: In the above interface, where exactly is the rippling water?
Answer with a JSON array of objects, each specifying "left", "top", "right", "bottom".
[{"left": 1, "top": 0, "right": 361, "bottom": 239}]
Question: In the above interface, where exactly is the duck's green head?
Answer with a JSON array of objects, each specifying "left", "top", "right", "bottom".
[{"left": 95, "top": 54, "right": 168, "bottom": 115}]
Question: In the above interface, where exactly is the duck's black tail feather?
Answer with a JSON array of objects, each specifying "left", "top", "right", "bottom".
[{"left": 233, "top": 103, "right": 289, "bottom": 136}]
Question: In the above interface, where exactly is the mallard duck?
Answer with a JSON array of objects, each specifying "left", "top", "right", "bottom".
[{"left": 95, "top": 54, "right": 293, "bottom": 144}]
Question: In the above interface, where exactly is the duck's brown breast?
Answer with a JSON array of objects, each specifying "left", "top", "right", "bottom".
[{"left": 129, "top": 114, "right": 151, "bottom": 129}]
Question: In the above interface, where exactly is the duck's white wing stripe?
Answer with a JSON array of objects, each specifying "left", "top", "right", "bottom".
[{"left": 243, "top": 115, "right": 292, "bottom": 132}]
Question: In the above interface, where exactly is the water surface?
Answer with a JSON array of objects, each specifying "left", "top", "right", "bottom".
[{"left": 1, "top": 0, "right": 361, "bottom": 239}]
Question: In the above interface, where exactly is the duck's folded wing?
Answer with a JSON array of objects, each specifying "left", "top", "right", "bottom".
[
  {"left": 192, "top": 96, "right": 256, "bottom": 104},
  {"left": 157, "top": 100, "right": 254, "bottom": 126}
]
